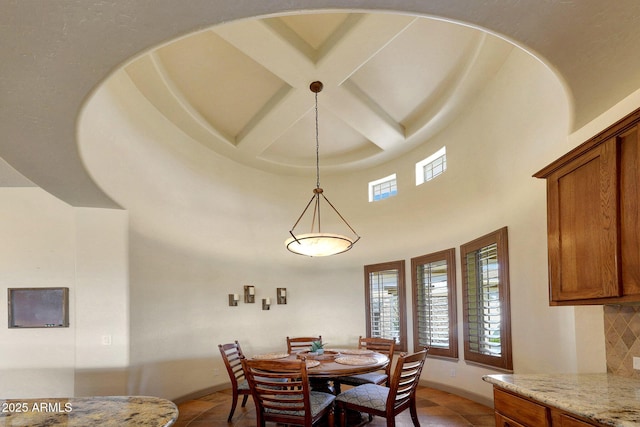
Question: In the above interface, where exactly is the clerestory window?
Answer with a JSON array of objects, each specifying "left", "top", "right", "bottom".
[
  {"left": 416, "top": 146, "right": 446, "bottom": 186},
  {"left": 368, "top": 174, "right": 397, "bottom": 202}
]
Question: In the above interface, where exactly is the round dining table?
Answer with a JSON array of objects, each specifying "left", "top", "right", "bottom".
[{"left": 251, "top": 349, "right": 389, "bottom": 394}]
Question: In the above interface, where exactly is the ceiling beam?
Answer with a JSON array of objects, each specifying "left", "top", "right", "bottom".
[
  {"left": 313, "top": 14, "right": 416, "bottom": 149},
  {"left": 215, "top": 14, "right": 417, "bottom": 155},
  {"left": 235, "top": 86, "right": 311, "bottom": 155},
  {"left": 213, "top": 20, "right": 315, "bottom": 88},
  {"left": 315, "top": 14, "right": 417, "bottom": 86},
  {"left": 323, "top": 82, "right": 405, "bottom": 150}
]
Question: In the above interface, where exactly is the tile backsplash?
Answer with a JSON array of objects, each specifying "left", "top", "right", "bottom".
[{"left": 604, "top": 304, "right": 640, "bottom": 379}]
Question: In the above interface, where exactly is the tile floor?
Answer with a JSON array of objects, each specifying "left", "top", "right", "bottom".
[{"left": 174, "top": 385, "right": 496, "bottom": 426}]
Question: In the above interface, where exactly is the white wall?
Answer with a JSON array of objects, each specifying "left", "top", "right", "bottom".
[
  {"left": 0, "top": 189, "right": 76, "bottom": 398},
  {"left": 0, "top": 188, "right": 128, "bottom": 398},
  {"left": 74, "top": 208, "right": 130, "bottom": 396}
]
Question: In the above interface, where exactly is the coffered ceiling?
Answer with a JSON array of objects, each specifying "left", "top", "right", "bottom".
[{"left": 123, "top": 13, "right": 511, "bottom": 174}]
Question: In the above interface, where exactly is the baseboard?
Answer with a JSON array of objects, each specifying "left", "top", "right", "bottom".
[
  {"left": 172, "top": 383, "right": 231, "bottom": 405},
  {"left": 419, "top": 379, "right": 494, "bottom": 409}
]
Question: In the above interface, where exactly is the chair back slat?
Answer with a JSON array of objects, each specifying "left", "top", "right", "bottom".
[
  {"left": 243, "top": 358, "right": 316, "bottom": 425},
  {"left": 359, "top": 336, "right": 395, "bottom": 355},
  {"left": 358, "top": 336, "right": 396, "bottom": 379},
  {"left": 218, "top": 341, "right": 246, "bottom": 384},
  {"left": 218, "top": 341, "right": 254, "bottom": 421},
  {"left": 287, "top": 336, "right": 322, "bottom": 353},
  {"left": 387, "top": 348, "right": 429, "bottom": 412}
]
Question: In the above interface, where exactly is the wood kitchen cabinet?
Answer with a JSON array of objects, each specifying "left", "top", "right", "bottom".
[
  {"left": 493, "top": 387, "right": 605, "bottom": 427},
  {"left": 534, "top": 107, "right": 640, "bottom": 305}
]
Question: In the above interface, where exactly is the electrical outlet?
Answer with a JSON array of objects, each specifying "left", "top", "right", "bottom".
[
  {"left": 101, "top": 335, "right": 112, "bottom": 346},
  {"left": 633, "top": 357, "right": 640, "bottom": 370},
  {"left": 450, "top": 368, "right": 456, "bottom": 377}
]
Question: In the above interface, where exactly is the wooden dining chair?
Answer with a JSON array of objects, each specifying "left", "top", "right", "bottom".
[
  {"left": 335, "top": 348, "right": 429, "bottom": 427},
  {"left": 287, "top": 335, "right": 322, "bottom": 353},
  {"left": 336, "top": 336, "right": 396, "bottom": 387},
  {"left": 218, "top": 341, "right": 251, "bottom": 422},
  {"left": 242, "top": 357, "right": 335, "bottom": 427}
]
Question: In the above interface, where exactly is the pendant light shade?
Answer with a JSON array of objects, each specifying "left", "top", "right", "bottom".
[
  {"left": 285, "top": 82, "right": 360, "bottom": 256},
  {"left": 286, "top": 232, "right": 355, "bottom": 257}
]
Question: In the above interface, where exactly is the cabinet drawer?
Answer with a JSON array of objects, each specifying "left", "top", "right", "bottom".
[
  {"left": 557, "top": 413, "right": 596, "bottom": 426},
  {"left": 494, "top": 388, "right": 549, "bottom": 426},
  {"left": 495, "top": 412, "right": 527, "bottom": 427}
]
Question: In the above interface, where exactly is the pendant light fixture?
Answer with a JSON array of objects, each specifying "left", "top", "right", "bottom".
[{"left": 285, "top": 81, "right": 360, "bottom": 256}]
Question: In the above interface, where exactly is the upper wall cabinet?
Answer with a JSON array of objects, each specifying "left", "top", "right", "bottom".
[{"left": 534, "top": 108, "right": 640, "bottom": 305}]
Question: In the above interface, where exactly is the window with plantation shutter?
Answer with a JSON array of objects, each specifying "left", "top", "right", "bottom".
[
  {"left": 364, "top": 261, "right": 407, "bottom": 352},
  {"left": 461, "top": 227, "right": 512, "bottom": 371},
  {"left": 411, "top": 249, "right": 457, "bottom": 358}
]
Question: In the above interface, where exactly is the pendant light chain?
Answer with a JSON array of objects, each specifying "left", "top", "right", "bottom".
[{"left": 315, "top": 91, "right": 320, "bottom": 190}]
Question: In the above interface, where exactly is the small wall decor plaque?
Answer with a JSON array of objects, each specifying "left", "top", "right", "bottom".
[
  {"left": 277, "top": 287, "right": 287, "bottom": 304},
  {"left": 244, "top": 285, "right": 255, "bottom": 303}
]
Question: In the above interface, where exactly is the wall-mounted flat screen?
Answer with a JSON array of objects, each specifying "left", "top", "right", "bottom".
[{"left": 8, "top": 287, "right": 69, "bottom": 328}]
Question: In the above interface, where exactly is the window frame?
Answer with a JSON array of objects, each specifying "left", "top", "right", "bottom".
[
  {"left": 364, "top": 260, "right": 407, "bottom": 352},
  {"left": 368, "top": 173, "right": 398, "bottom": 202},
  {"left": 411, "top": 248, "right": 458, "bottom": 358},
  {"left": 460, "top": 227, "right": 513, "bottom": 371},
  {"left": 415, "top": 146, "right": 447, "bottom": 186}
]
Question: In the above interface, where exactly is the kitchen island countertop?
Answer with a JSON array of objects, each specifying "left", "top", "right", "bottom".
[
  {"left": 483, "top": 373, "right": 640, "bottom": 426},
  {"left": 0, "top": 395, "right": 178, "bottom": 426}
]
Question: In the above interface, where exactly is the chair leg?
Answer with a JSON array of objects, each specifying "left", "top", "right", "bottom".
[
  {"left": 410, "top": 400, "right": 420, "bottom": 427},
  {"left": 241, "top": 394, "right": 249, "bottom": 407},
  {"left": 227, "top": 390, "right": 239, "bottom": 422},
  {"left": 339, "top": 405, "right": 347, "bottom": 427},
  {"left": 386, "top": 416, "right": 396, "bottom": 427},
  {"left": 327, "top": 405, "right": 335, "bottom": 427}
]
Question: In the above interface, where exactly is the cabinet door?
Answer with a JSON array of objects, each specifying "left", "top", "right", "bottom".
[
  {"left": 546, "top": 137, "right": 620, "bottom": 301},
  {"left": 619, "top": 125, "right": 640, "bottom": 296}
]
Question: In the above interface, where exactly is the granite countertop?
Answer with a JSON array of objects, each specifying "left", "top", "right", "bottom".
[
  {"left": 0, "top": 396, "right": 178, "bottom": 426},
  {"left": 483, "top": 373, "right": 640, "bottom": 427}
]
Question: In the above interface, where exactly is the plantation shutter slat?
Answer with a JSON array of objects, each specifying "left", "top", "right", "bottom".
[
  {"left": 466, "top": 242, "right": 501, "bottom": 356},
  {"left": 369, "top": 269, "right": 401, "bottom": 344},
  {"left": 416, "top": 260, "right": 449, "bottom": 349}
]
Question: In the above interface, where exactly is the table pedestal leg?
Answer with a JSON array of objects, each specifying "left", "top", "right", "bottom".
[{"left": 310, "top": 378, "right": 334, "bottom": 395}]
